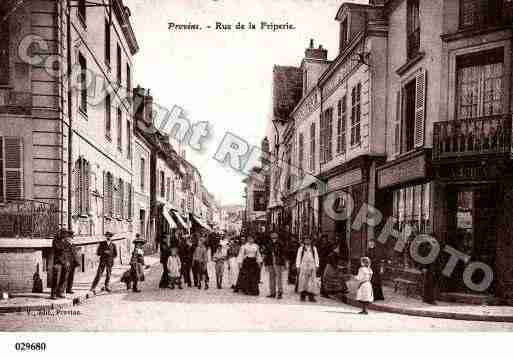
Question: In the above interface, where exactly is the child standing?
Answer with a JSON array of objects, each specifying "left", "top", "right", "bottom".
[
  {"left": 355, "top": 256, "right": 374, "bottom": 314},
  {"left": 213, "top": 244, "right": 226, "bottom": 289},
  {"left": 167, "top": 247, "right": 182, "bottom": 289}
]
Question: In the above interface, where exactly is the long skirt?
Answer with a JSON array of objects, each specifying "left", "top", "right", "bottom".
[
  {"left": 298, "top": 266, "right": 317, "bottom": 294},
  {"left": 238, "top": 258, "right": 260, "bottom": 296},
  {"left": 322, "top": 264, "right": 348, "bottom": 295}
]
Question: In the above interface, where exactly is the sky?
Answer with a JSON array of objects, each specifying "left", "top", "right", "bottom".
[{"left": 124, "top": 0, "right": 367, "bottom": 206}]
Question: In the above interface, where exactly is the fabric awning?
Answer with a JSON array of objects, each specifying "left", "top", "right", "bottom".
[
  {"left": 171, "top": 209, "right": 189, "bottom": 229},
  {"left": 163, "top": 204, "right": 177, "bottom": 229},
  {"left": 191, "top": 215, "right": 211, "bottom": 231}
]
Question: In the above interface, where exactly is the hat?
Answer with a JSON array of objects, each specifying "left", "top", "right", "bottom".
[{"left": 104, "top": 231, "right": 114, "bottom": 238}]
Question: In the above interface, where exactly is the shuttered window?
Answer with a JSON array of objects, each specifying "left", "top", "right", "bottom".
[
  {"left": 117, "top": 107, "right": 122, "bottom": 151},
  {"left": 166, "top": 177, "right": 171, "bottom": 201},
  {"left": 399, "top": 69, "right": 427, "bottom": 153},
  {"left": 140, "top": 158, "right": 145, "bottom": 191},
  {"left": 298, "top": 133, "right": 304, "bottom": 171},
  {"left": 309, "top": 123, "right": 315, "bottom": 171},
  {"left": 393, "top": 90, "right": 401, "bottom": 156},
  {"left": 126, "top": 119, "right": 131, "bottom": 158},
  {"left": 128, "top": 183, "right": 133, "bottom": 220},
  {"left": 414, "top": 69, "right": 426, "bottom": 148},
  {"left": 320, "top": 108, "right": 333, "bottom": 164},
  {"left": 0, "top": 137, "right": 23, "bottom": 202},
  {"left": 118, "top": 178, "right": 124, "bottom": 218},
  {"left": 105, "top": 172, "right": 113, "bottom": 217},
  {"left": 337, "top": 95, "right": 347, "bottom": 154},
  {"left": 116, "top": 44, "right": 122, "bottom": 86},
  {"left": 73, "top": 157, "right": 91, "bottom": 216},
  {"left": 105, "top": 94, "right": 111, "bottom": 139},
  {"left": 79, "top": 53, "right": 87, "bottom": 114},
  {"left": 104, "top": 18, "right": 110, "bottom": 66},
  {"left": 350, "top": 83, "right": 361, "bottom": 146},
  {"left": 0, "top": 10, "right": 9, "bottom": 86}
]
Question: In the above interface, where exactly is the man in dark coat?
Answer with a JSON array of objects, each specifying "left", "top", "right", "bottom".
[
  {"left": 130, "top": 235, "right": 146, "bottom": 293},
  {"left": 159, "top": 233, "right": 172, "bottom": 288},
  {"left": 66, "top": 237, "right": 81, "bottom": 294},
  {"left": 264, "top": 232, "right": 287, "bottom": 299},
  {"left": 179, "top": 236, "right": 194, "bottom": 287},
  {"left": 90, "top": 231, "right": 118, "bottom": 294},
  {"left": 50, "top": 229, "right": 74, "bottom": 299},
  {"left": 367, "top": 241, "right": 385, "bottom": 301}
]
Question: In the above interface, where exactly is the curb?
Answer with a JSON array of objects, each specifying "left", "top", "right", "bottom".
[
  {"left": 343, "top": 296, "right": 513, "bottom": 323},
  {"left": 0, "top": 259, "right": 158, "bottom": 314}
]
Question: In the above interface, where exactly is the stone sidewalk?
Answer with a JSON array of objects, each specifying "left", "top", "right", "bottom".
[
  {"left": 0, "top": 255, "right": 160, "bottom": 314},
  {"left": 343, "top": 280, "right": 513, "bottom": 323}
]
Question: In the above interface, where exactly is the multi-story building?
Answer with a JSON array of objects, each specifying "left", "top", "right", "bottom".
[
  {"left": 243, "top": 167, "right": 267, "bottom": 235},
  {"left": 0, "top": 0, "right": 138, "bottom": 291}
]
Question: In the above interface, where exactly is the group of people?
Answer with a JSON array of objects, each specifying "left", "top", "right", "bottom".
[{"left": 49, "top": 227, "right": 383, "bottom": 314}]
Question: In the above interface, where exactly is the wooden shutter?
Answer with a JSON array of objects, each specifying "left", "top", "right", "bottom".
[
  {"left": 414, "top": 69, "right": 427, "bottom": 148},
  {"left": 84, "top": 160, "right": 90, "bottom": 214},
  {"left": 0, "top": 137, "right": 4, "bottom": 202},
  {"left": 128, "top": 183, "right": 132, "bottom": 220},
  {"left": 4, "top": 137, "right": 23, "bottom": 200},
  {"left": 119, "top": 178, "right": 124, "bottom": 218},
  {"left": 393, "top": 90, "right": 402, "bottom": 156}
]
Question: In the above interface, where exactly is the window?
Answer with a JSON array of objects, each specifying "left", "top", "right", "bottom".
[
  {"left": 320, "top": 108, "right": 333, "bottom": 164},
  {"left": 104, "top": 19, "right": 110, "bottom": 66},
  {"left": 0, "top": 137, "right": 23, "bottom": 202},
  {"left": 254, "top": 191, "right": 266, "bottom": 212},
  {"left": 298, "top": 133, "right": 304, "bottom": 171},
  {"left": 105, "top": 172, "right": 113, "bottom": 217},
  {"left": 126, "top": 120, "right": 131, "bottom": 158},
  {"left": 140, "top": 158, "right": 145, "bottom": 191},
  {"left": 166, "top": 177, "right": 171, "bottom": 201},
  {"left": 350, "top": 83, "right": 361, "bottom": 146},
  {"left": 309, "top": 123, "right": 315, "bottom": 171},
  {"left": 105, "top": 94, "right": 111, "bottom": 139},
  {"left": 456, "top": 49, "right": 504, "bottom": 120},
  {"left": 117, "top": 107, "right": 122, "bottom": 151},
  {"left": 460, "top": 0, "right": 503, "bottom": 29},
  {"left": 118, "top": 178, "right": 124, "bottom": 218},
  {"left": 73, "top": 157, "right": 90, "bottom": 216},
  {"left": 340, "top": 18, "right": 348, "bottom": 50},
  {"left": 303, "top": 68, "right": 308, "bottom": 96},
  {"left": 337, "top": 96, "right": 347, "bottom": 154},
  {"left": 159, "top": 170, "right": 165, "bottom": 198},
  {"left": 407, "top": 0, "right": 420, "bottom": 59},
  {"left": 116, "top": 44, "right": 122, "bottom": 86},
  {"left": 0, "top": 10, "right": 9, "bottom": 86},
  {"left": 127, "top": 182, "right": 133, "bottom": 220},
  {"left": 126, "top": 64, "right": 131, "bottom": 95},
  {"left": 400, "top": 70, "right": 426, "bottom": 153},
  {"left": 139, "top": 209, "right": 146, "bottom": 238},
  {"left": 78, "top": 0, "right": 86, "bottom": 23},
  {"left": 79, "top": 53, "right": 87, "bottom": 114}
]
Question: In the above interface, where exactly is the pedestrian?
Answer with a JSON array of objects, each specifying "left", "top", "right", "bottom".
[
  {"left": 192, "top": 237, "right": 209, "bottom": 289},
  {"left": 213, "top": 244, "right": 225, "bottom": 289},
  {"left": 264, "top": 232, "right": 287, "bottom": 299},
  {"left": 66, "top": 236, "right": 81, "bottom": 295},
  {"left": 296, "top": 236, "right": 319, "bottom": 302},
  {"left": 238, "top": 235, "right": 262, "bottom": 296},
  {"left": 321, "top": 245, "right": 348, "bottom": 298},
  {"left": 227, "top": 238, "right": 241, "bottom": 289},
  {"left": 288, "top": 235, "right": 300, "bottom": 288},
  {"left": 167, "top": 247, "right": 182, "bottom": 289},
  {"left": 121, "top": 234, "right": 145, "bottom": 292},
  {"left": 367, "top": 241, "right": 384, "bottom": 301},
  {"left": 179, "top": 236, "right": 194, "bottom": 287},
  {"left": 50, "top": 229, "right": 74, "bottom": 299},
  {"left": 159, "top": 233, "right": 172, "bottom": 289},
  {"left": 90, "top": 231, "right": 118, "bottom": 295},
  {"left": 354, "top": 256, "right": 374, "bottom": 315}
]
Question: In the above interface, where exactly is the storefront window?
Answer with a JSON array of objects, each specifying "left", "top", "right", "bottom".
[{"left": 392, "top": 182, "right": 431, "bottom": 268}]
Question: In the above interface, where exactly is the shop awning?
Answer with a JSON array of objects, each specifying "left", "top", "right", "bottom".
[
  {"left": 163, "top": 204, "right": 177, "bottom": 229},
  {"left": 171, "top": 209, "right": 189, "bottom": 229},
  {"left": 191, "top": 215, "right": 211, "bottom": 231}
]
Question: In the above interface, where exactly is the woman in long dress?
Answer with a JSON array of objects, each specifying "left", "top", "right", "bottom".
[
  {"left": 355, "top": 256, "right": 374, "bottom": 315},
  {"left": 296, "top": 236, "right": 319, "bottom": 302},
  {"left": 237, "top": 236, "right": 262, "bottom": 296},
  {"left": 322, "top": 247, "right": 348, "bottom": 298}
]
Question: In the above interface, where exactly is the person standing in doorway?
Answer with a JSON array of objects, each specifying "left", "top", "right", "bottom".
[
  {"left": 296, "top": 236, "right": 319, "bottom": 302},
  {"left": 264, "top": 232, "right": 287, "bottom": 299},
  {"left": 90, "top": 231, "right": 117, "bottom": 295}
]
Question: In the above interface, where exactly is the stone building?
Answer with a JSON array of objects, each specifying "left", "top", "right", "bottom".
[{"left": 0, "top": 0, "right": 138, "bottom": 291}]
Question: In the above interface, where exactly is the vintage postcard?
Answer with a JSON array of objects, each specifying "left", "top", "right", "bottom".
[{"left": 0, "top": 0, "right": 513, "bottom": 350}]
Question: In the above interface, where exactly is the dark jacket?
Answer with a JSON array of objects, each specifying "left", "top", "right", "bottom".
[
  {"left": 52, "top": 237, "right": 70, "bottom": 266},
  {"left": 68, "top": 242, "right": 81, "bottom": 267},
  {"left": 179, "top": 243, "right": 194, "bottom": 265},
  {"left": 97, "top": 241, "right": 117, "bottom": 265},
  {"left": 160, "top": 239, "right": 172, "bottom": 264},
  {"left": 263, "top": 239, "right": 287, "bottom": 266}
]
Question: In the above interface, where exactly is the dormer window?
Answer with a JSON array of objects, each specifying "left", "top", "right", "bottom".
[{"left": 340, "top": 18, "right": 349, "bottom": 51}]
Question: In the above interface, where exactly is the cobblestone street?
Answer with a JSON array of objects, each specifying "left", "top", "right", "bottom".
[{"left": 1, "top": 263, "right": 513, "bottom": 331}]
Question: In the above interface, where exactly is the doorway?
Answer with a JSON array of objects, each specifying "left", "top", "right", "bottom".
[{"left": 446, "top": 184, "right": 499, "bottom": 293}]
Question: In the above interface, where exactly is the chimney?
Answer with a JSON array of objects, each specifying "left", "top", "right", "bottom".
[{"left": 305, "top": 39, "right": 328, "bottom": 60}]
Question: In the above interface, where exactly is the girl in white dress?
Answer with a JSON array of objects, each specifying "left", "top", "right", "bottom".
[{"left": 355, "top": 256, "right": 373, "bottom": 314}]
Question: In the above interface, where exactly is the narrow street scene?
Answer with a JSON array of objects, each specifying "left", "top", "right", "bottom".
[{"left": 1, "top": 0, "right": 513, "bottom": 340}]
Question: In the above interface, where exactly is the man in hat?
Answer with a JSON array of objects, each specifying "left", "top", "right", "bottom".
[
  {"left": 50, "top": 229, "right": 74, "bottom": 299},
  {"left": 179, "top": 235, "right": 194, "bottom": 287},
  {"left": 90, "top": 231, "right": 118, "bottom": 294},
  {"left": 65, "top": 231, "right": 81, "bottom": 294},
  {"left": 130, "top": 234, "right": 146, "bottom": 293},
  {"left": 264, "top": 232, "right": 287, "bottom": 299},
  {"left": 159, "top": 233, "right": 172, "bottom": 288}
]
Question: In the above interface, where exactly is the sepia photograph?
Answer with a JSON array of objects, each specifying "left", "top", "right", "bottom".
[{"left": 0, "top": 0, "right": 513, "bottom": 352}]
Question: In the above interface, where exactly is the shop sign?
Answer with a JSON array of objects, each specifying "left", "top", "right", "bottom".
[
  {"left": 433, "top": 163, "right": 498, "bottom": 181},
  {"left": 327, "top": 168, "right": 362, "bottom": 192},
  {"left": 377, "top": 154, "right": 426, "bottom": 189}
]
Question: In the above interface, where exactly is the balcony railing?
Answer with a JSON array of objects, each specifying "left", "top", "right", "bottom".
[
  {"left": 0, "top": 199, "right": 59, "bottom": 238},
  {"left": 433, "top": 114, "right": 512, "bottom": 161}
]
